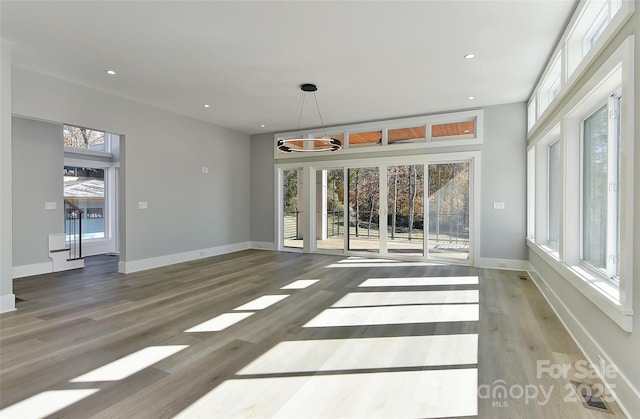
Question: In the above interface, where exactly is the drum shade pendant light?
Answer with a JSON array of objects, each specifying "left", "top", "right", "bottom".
[{"left": 277, "top": 84, "right": 342, "bottom": 153}]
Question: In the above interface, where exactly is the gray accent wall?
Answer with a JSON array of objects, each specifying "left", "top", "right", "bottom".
[
  {"left": 1, "top": 41, "right": 13, "bottom": 311},
  {"left": 480, "top": 103, "right": 527, "bottom": 261},
  {"left": 250, "top": 102, "right": 528, "bottom": 262},
  {"left": 11, "top": 67, "right": 251, "bottom": 266},
  {"left": 12, "top": 117, "right": 63, "bottom": 267},
  {"left": 250, "top": 133, "right": 275, "bottom": 244}
]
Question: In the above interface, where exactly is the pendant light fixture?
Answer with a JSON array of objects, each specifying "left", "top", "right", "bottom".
[{"left": 277, "top": 83, "right": 342, "bottom": 153}]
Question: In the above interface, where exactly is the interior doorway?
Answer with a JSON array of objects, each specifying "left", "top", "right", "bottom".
[{"left": 63, "top": 125, "right": 120, "bottom": 257}]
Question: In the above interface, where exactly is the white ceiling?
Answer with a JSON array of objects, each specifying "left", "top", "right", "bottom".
[{"left": 1, "top": 0, "right": 576, "bottom": 135}]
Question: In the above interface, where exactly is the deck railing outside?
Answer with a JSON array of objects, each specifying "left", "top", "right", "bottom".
[{"left": 64, "top": 200, "right": 83, "bottom": 260}]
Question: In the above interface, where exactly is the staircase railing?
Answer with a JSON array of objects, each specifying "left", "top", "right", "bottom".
[{"left": 64, "top": 200, "right": 83, "bottom": 260}]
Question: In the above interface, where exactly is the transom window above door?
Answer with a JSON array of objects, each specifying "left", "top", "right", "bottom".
[{"left": 274, "top": 109, "right": 483, "bottom": 159}]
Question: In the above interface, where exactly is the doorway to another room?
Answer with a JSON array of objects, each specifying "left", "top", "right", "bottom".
[{"left": 63, "top": 125, "right": 120, "bottom": 259}]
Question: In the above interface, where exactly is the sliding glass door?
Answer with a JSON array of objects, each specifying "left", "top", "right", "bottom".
[
  {"left": 348, "top": 167, "right": 380, "bottom": 253},
  {"left": 387, "top": 165, "right": 424, "bottom": 256},
  {"left": 279, "top": 155, "right": 474, "bottom": 263},
  {"left": 317, "top": 168, "right": 345, "bottom": 251},
  {"left": 427, "top": 162, "right": 470, "bottom": 261}
]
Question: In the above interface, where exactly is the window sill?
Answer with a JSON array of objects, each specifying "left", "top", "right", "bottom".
[{"left": 527, "top": 241, "right": 633, "bottom": 332}]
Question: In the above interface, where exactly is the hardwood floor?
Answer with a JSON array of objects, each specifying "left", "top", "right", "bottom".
[{"left": 0, "top": 250, "right": 623, "bottom": 418}]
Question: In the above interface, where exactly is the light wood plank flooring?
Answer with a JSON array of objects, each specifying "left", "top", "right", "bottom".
[{"left": 0, "top": 250, "right": 623, "bottom": 418}]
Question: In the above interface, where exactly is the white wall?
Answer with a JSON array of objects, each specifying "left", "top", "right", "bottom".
[
  {"left": 527, "top": 10, "right": 640, "bottom": 417},
  {"left": 0, "top": 41, "right": 14, "bottom": 312},
  {"left": 11, "top": 117, "right": 63, "bottom": 268},
  {"left": 11, "top": 67, "right": 251, "bottom": 274}
]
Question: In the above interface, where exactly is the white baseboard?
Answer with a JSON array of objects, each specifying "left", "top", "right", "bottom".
[
  {"left": 528, "top": 264, "right": 639, "bottom": 418},
  {"left": 250, "top": 241, "right": 276, "bottom": 250},
  {"left": 13, "top": 262, "right": 53, "bottom": 279},
  {"left": 118, "top": 241, "right": 252, "bottom": 274},
  {"left": 475, "top": 257, "right": 528, "bottom": 271},
  {"left": 0, "top": 293, "right": 16, "bottom": 313}
]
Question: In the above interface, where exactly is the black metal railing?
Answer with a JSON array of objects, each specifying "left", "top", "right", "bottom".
[
  {"left": 64, "top": 200, "right": 83, "bottom": 260},
  {"left": 327, "top": 210, "right": 343, "bottom": 237},
  {"left": 284, "top": 210, "right": 346, "bottom": 240},
  {"left": 283, "top": 210, "right": 301, "bottom": 240}
]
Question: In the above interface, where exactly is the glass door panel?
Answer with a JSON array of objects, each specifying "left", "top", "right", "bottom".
[
  {"left": 427, "top": 162, "right": 470, "bottom": 261},
  {"left": 317, "top": 169, "right": 345, "bottom": 251},
  {"left": 348, "top": 167, "right": 379, "bottom": 252},
  {"left": 64, "top": 166, "right": 106, "bottom": 240},
  {"left": 283, "top": 168, "right": 303, "bottom": 249},
  {"left": 387, "top": 165, "right": 424, "bottom": 256}
]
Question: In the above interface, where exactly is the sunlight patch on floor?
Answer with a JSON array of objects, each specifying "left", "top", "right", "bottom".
[
  {"left": 185, "top": 312, "right": 254, "bottom": 333},
  {"left": 280, "top": 279, "right": 319, "bottom": 289},
  {"left": 359, "top": 276, "right": 479, "bottom": 287},
  {"left": 175, "top": 369, "right": 478, "bottom": 418},
  {"left": 233, "top": 295, "right": 289, "bottom": 311},
  {"left": 237, "top": 334, "right": 478, "bottom": 375},
  {"left": 70, "top": 346, "right": 189, "bottom": 382},
  {"left": 332, "top": 290, "right": 479, "bottom": 307},
  {"left": 327, "top": 261, "right": 439, "bottom": 268},
  {"left": 0, "top": 389, "right": 99, "bottom": 418},
  {"left": 337, "top": 257, "right": 403, "bottom": 263},
  {"left": 303, "top": 304, "right": 479, "bottom": 327}
]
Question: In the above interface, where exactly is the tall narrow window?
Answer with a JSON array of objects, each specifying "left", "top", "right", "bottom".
[
  {"left": 528, "top": 99, "right": 537, "bottom": 131},
  {"left": 527, "top": 148, "right": 536, "bottom": 240},
  {"left": 582, "top": 95, "right": 620, "bottom": 279},
  {"left": 548, "top": 141, "right": 560, "bottom": 248},
  {"left": 316, "top": 168, "right": 345, "bottom": 251},
  {"left": 283, "top": 168, "right": 303, "bottom": 249}
]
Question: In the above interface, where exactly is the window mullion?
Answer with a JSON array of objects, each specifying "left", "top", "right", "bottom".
[{"left": 605, "top": 96, "right": 619, "bottom": 277}]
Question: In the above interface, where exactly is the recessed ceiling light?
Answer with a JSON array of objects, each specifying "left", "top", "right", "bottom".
[
  {"left": 464, "top": 53, "right": 475, "bottom": 59},
  {"left": 203, "top": 104, "right": 211, "bottom": 108},
  {"left": 105, "top": 69, "right": 116, "bottom": 75},
  {"left": 463, "top": 130, "right": 470, "bottom": 133},
  {"left": 468, "top": 96, "right": 475, "bottom": 100},
  {"left": 260, "top": 124, "right": 266, "bottom": 128}
]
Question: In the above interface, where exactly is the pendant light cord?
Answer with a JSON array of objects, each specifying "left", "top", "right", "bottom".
[
  {"left": 312, "top": 92, "right": 328, "bottom": 138},
  {"left": 294, "top": 92, "right": 305, "bottom": 136}
]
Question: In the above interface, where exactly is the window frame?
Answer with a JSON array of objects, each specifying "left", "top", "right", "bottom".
[
  {"left": 579, "top": 95, "right": 620, "bottom": 281},
  {"left": 547, "top": 139, "right": 561, "bottom": 250},
  {"left": 526, "top": 36, "right": 634, "bottom": 331},
  {"left": 527, "top": 0, "right": 634, "bottom": 134},
  {"left": 526, "top": 147, "right": 536, "bottom": 240},
  {"left": 538, "top": 55, "right": 562, "bottom": 116}
]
